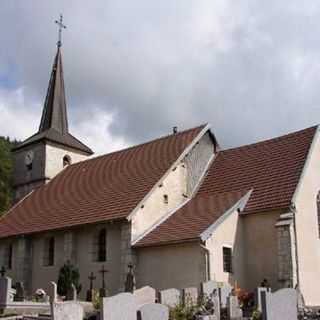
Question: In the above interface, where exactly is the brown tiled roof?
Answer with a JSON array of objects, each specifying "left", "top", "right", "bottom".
[
  {"left": 198, "top": 126, "right": 317, "bottom": 213},
  {"left": 0, "top": 125, "right": 205, "bottom": 238},
  {"left": 135, "top": 126, "right": 317, "bottom": 248},
  {"left": 135, "top": 190, "right": 247, "bottom": 248}
]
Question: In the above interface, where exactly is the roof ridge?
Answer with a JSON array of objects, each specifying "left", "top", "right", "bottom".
[
  {"left": 68, "top": 123, "right": 207, "bottom": 167},
  {"left": 219, "top": 125, "right": 318, "bottom": 154}
]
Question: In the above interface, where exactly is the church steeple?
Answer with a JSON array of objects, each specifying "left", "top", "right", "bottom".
[
  {"left": 13, "top": 15, "right": 93, "bottom": 155},
  {"left": 39, "top": 47, "right": 68, "bottom": 134}
]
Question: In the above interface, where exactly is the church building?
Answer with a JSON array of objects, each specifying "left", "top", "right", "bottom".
[{"left": 1, "top": 40, "right": 320, "bottom": 306}]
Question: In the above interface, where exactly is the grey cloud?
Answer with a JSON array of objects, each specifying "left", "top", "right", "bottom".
[{"left": 1, "top": 0, "right": 320, "bottom": 151}]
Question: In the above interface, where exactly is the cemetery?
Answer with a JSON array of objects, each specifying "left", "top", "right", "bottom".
[{"left": 0, "top": 264, "right": 312, "bottom": 320}]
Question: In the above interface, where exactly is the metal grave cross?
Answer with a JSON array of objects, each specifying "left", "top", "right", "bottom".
[
  {"left": 88, "top": 272, "right": 96, "bottom": 291},
  {"left": 55, "top": 14, "right": 67, "bottom": 47},
  {"left": 0, "top": 266, "right": 6, "bottom": 277}
]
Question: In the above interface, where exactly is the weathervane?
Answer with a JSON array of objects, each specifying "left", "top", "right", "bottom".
[{"left": 55, "top": 14, "right": 67, "bottom": 48}]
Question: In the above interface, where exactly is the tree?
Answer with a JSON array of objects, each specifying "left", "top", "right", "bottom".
[
  {"left": 57, "top": 261, "right": 82, "bottom": 299},
  {"left": 0, "top": 136, "right": 16, "bottom": 215}
]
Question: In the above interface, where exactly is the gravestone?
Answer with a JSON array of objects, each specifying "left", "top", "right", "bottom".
[
  {"left": 137, "top": 303, "right": 169, "bottom": 320},
  {"left": 255, "top": 287, "right": 271, "bottom": 312},
  {"left": 0, "top": 276, "right": 13, "bottom": 307},
  {"left": 261, "top": 288, "right": 297, "bottom": 320},
  {"left": 219, "top": 284, "right": 232, "bottom": 308},
  {"left": 183, "top": 287, "right": 198, "bottom": 306},
  {"left": 14, "top": 281, "right": 25, "bottom": 302},
  {"left": 50, "top": 282, "right": 58, "bottom": 303},
  {"left": 201, "top": 281, "right": 218, "bottom": 298},
  {"left": 227, "top": 295, "right": 242, "bottom": 320},
  {"left": 101, "top": 292, "right": 137, "bottom": 320},
  {"left": 134, "top": 286, "right": 156, "bottom": 306},
  {"left": 51, "top": 302, "right": 84, "bottom": 320},
  {"left": 158, "top": 288, "right": 180, "bottom": 308},
  {"left": 212, "top": 290, "right": 220, "bottom": 320},
  {"left": 71, "top": 284, "right": 77, "bottom": 301}
]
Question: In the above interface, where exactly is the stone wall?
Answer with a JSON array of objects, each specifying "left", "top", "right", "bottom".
[
  {"left": 275, "top": 213, "right": 295, "bottom": 289},
  {"left": 183, "top": 132, "right": 214, "bottom": 196}
]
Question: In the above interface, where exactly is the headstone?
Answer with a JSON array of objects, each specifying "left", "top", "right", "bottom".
[
  {"left": 227, "top": 295, "right": 242, "bottom": 320},
  {"left": 134, "top": 286, "right": 156, "bottom": 306},
  {"left": 158, "top": 288, "right": 180, "bottom": 308},
  {"left": 14, "top": 281, "right": 25, "bottom": 302},
  {"left": 50, "top": 282, "right": 58, "bottom": 303},
  {"left": 0, "top": 276, "right": 12, "bottom": 306},
  {"left": 261, "top": 288, "right": 297, "bottom": 320},
  {"left": 195, "top": 316, "right": 218, "bottom": 320},
  {"left": 212, "top": 290, "right": 220, "bottom": 320},
  {"left": 101, "top": 292, "right": 137, "bottom": 320},
  {"left": 201, "top": 281, "right": 218, "bottom": 298},
  {"left": 219, "top": 284, "right": 232, "bottom": 308},
  {"left": 137, "top": 303, "right": 169, "bottom": 320},
  {"left": 183, "top": 287, "right": 198, "bottom": 306},
  {"left": 255, "top": 287, "right": 271, "bottom": 312},
  {"left": 51, "top": 302, "right": 84, "bottom": 320}
]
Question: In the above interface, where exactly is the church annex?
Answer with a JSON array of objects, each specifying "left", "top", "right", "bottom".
[{"left": 1, "top": 41, "right": 320, "bottom": 306}]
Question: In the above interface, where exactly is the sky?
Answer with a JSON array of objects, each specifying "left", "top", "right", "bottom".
[{"left": 1, "top": 1, "right": 320, "bottom": 155}]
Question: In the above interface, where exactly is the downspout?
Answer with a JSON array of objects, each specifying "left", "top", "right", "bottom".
[
  {"left": 200, "top": 244, "right": 211, "bottom": 282},
  {"left": 290, "top": 203, "right": 300, "bottom": 289}
]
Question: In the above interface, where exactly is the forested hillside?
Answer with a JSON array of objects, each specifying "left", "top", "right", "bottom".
[{"left": 0, "top": 137, "right": 17, "bottom": 215}]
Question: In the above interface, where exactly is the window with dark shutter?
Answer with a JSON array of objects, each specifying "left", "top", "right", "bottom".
[{"left": 223, "top": 246, "right": 232, "bottom": 273}]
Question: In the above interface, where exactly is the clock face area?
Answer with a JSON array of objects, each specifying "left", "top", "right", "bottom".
[{"left": 25, "top": 151, "right": 34, "bottom": 166}]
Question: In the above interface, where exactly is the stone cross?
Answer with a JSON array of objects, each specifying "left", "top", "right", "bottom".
[
  {"left": 0, "top": 266, "right": 6, "bottom": 277},
  {"left": 55, "top": 14, "right": 67, "bottom": 48},
  {"left": 99, "top": 265, "right": 108, "bottom": 298}
]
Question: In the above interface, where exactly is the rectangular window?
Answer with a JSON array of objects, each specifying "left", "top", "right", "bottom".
[
  {"left": 43, "top": 237, "right": 55, "bottom": 266},
  {"left": 223, "top": 246, "right": 232, "bottom": 273}
]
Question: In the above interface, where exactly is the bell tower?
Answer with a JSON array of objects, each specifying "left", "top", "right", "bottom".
[{"left": 12, "top": 16, "right": 93, "bottom": 202}]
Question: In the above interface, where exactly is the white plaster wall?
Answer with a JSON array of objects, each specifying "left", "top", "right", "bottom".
[
  {"left": 136, "top": 243, "right": 205, "bottom": 291},
  {"left": 205, "top": 209, "right": 246, "bottom": 288},
  {"left": 131, "top": 163, "right": 187, "bottom": 242},
  {"left": 293, "top": 128, "right": 320, "bottom": 306},
  {"left": 45, "top": 142, "right": 89, "bottom": 179}
]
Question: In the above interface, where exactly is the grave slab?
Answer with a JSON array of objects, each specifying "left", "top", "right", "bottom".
[
  {"left": 134, "top": 286, "right": 156, "bottom": 306},
  {"left": 159, "top": 288, "right": 180, "bottom": 308},
  {"left": 101, "top": 292, "right": 137, "bottom": 320},
  {"left": 138, "top": 303, "right": 169, "bottom": 320}
]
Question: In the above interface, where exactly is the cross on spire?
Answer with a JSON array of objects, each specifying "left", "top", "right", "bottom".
[{"left": 55, "top": 14, "right": 67, "bottom": 48}]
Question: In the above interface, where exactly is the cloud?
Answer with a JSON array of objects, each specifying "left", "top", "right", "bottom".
[{"left": 1, "top": 0, "right": 320, "bottom": 153}]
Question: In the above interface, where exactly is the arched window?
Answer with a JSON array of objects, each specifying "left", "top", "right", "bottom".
[
  {"left": 63, "top": 155, "right": 72, "bottom": 167},
  {"left": 317, "top": 192, "right": 320, "bottom": 237}
]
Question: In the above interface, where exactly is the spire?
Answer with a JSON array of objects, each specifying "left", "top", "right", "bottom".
[{"left": 39, "top": 47, "right": 68, "bottom": 134}]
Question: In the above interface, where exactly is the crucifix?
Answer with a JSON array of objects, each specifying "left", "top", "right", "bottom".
[
  {"left": 99, "top": 265, "right": 108, "bottom": 297},
  {"left": 86, "top": 272, "right": 96, "bottom": 302},
  {"left": 0, "top": 266, "right": 6, "bottom": 277},
  {"left": 88, "top": 272, "right": 96, "bottom": 291},
  {"left": 55, "top": 14, "right": 67, "bottom": 48}
]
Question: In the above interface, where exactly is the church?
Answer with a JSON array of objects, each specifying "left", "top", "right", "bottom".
[{"left": 1, "top": 39, "right": 320, "bottom": 306}]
